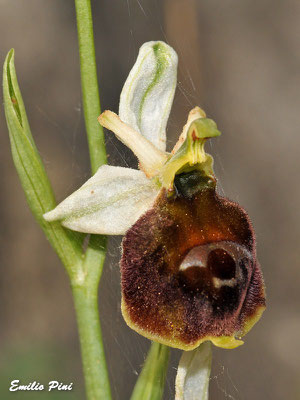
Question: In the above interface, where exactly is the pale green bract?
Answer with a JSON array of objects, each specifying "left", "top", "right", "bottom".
[
  {"left": 175, "top": 343, "right": 212, "bottom": 400},
  {"left": 3, "top": 49, "right": 83, "bottom": 275}
]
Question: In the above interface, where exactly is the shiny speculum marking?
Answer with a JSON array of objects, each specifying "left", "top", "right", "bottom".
[
  {"left": 179, "top": 241, "right": 251, "bottom": 293},
  {"left": 121, "top": 176, "right": 265, "bottom": 350}
]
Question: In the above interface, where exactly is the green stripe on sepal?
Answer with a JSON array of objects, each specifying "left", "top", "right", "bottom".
[
  {"left": 3, "top": 49, "right": 83, "bottom": 275},
  {"left": 119, "top": 41, "right": 178, "bottom": 151}
]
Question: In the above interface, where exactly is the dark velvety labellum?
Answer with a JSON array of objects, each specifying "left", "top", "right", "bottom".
[{"left": 121, "top": 180, "right": 265, "bottom": 349}]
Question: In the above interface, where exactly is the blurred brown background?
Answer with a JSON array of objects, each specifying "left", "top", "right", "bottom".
[{"left": 0, "top": 0, "right": 299, "bottom": 399}]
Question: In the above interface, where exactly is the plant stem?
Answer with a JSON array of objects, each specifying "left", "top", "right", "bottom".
[
  {"left": 72, "top": 262, "right": 111, "bottom": 400},
  {"left": 74, "top": 0, "right": 106, "bottom": 174},
  {"left": 130, "top": 342, "right": 170, "bottom": 400},
  {"left": 74, "top": 1, "right": 111, "bottom": 398}
]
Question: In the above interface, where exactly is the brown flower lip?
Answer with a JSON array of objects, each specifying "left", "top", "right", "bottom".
[{"left": 121, "top": 170, "right": 266, "bottom": 350}]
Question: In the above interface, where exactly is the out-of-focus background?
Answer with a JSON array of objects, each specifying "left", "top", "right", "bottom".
[{"left": 0, "top": 0, "right": 299, "bottom": 399}]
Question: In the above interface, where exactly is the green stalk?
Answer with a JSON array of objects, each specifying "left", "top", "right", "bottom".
[
  {"left": 74, "top": 0, "right": 106, "bottom": 174},
  {"left": 74, "top": 1, "right": 111, "bottom": 398},
  {"left": 71, "top": 236, "right": 110, "bottom": 400},
  {"left": 130, "top": 342, "right": 170, "bottom": 400}
]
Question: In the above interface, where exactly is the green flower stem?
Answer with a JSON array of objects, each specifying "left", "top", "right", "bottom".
[
  {"left": 71, "top": 235, "right": 111, "bottom": 400},
  {"left": 74, "top": 0, "right": 111, "bottom": 398},
  {"left": 74, "top": 0, "right": 106, "bottom": 174},
  {"left": 130, "top": 342, "right": 170, "bottom": 400}
]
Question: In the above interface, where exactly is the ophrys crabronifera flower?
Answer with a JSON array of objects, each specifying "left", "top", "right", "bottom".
[{"left": 44, "top": 41, "right": 265, "bottom": 352}]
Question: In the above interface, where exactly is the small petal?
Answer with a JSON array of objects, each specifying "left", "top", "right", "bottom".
[
  {"left": 119, "top": 41, "right": 178, "bottom": 151},
  {"left": 175, "top": 342, "right": 212, "bottom": 400},
  {"left": 44, "top": 165, "right": 159, "bottom": 235},
  {"left": 99, "top": 111, "right": 168, "bottom": 177}
]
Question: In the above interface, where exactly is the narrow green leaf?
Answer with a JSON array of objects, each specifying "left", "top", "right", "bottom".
[
  {"left": 3, "top": 49, "right": 82, "bottom": 275},
  {"left": 130, "top": 342, "right": 170, "bottom": 400}
]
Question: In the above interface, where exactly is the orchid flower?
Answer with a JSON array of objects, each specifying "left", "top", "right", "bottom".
[{"left": 44, "top": 41, "right": 265, "bottom": 397}]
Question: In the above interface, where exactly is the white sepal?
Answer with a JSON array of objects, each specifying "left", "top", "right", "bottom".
[
  {"left": 119, "top": 41, "right": 178, "bottom": 151},
  {"left": 175, "top": 342, "right": 212, "bottom": 400},
  {"left": 44, "top": 165, "right": 159, "bottom": 235}
]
